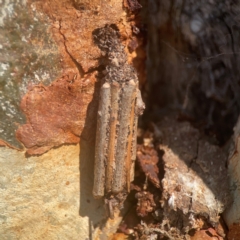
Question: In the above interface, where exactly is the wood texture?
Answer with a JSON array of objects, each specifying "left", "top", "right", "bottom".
[
  {"left": 112, "top": 80, "right": 136, "bottom": 193},
  {"left": 106, "top": 82, "right": 120, "bottom": 192},
  {"left": 93, "top": 82, "right": 111, "bottom": 198}
]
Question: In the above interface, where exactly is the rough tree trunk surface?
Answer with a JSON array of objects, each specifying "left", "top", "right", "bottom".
[
  {"left": 1, "top": 0, "right": 240, "bottom": 240},
  {"left": 0, "top": 0, "right": 143, "bottom": 239},
  {"left": 142, "top": 1, "right": 240, "bottom": 239}
]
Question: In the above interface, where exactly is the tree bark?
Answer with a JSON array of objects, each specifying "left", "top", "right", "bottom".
[{"left": 0, "top": 0, "right": 143, "bottom": 239}]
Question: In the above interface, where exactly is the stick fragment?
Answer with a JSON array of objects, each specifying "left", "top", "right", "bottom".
[
  {"left": 105, "top": 81, "right": 120, "bottom": 192},
  {"left": 93, "top": 82, "right": 110, "bottom": 198},
  {"left": 125, "top": 85, "right": 137, "bottom": 191},
  {"left": 112, "top": 80, "right": 136, "bottom": 193},
  {"left": 130, "top": 89, "right": 145, "bottom": 182}
]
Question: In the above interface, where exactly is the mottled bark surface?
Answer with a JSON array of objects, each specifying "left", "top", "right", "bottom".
[
  {"left": 0, "top": 0, "right": 142, "bottom": 239},
  {"left": 159, "top": 115, "right": 230, "bottom": 237},
  {"left": 1, "top": 0, "right": 143, "bottom": 154},
  {"left": 0, "top": 0, "right": 61, "bottom": 148},
  {"left": 224, "top": 116, "right": 240, "bottom": 239},
  {"left": 117, "top": 0, "right": 240, "bottom": 239},
  {"left": 16, "top": 72, "right": 97, "bottom": 155},
  {"left": 1, "top": 0, "right": 240, "bottom": 239},
  {"left": 126, "top": 113, "right": 230, "bottom": 239},
  {"left": 145, "top": 0, "right": 240, "bottom": 145}
]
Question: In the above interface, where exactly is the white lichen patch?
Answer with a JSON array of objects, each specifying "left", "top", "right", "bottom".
[
  {"left": 0, "top": 62, "right": 9, "bottom": 71},
  {"left": 0, "top": 0, "right": 27, "bottom": 26},
  {"left": 0, "top": 1, "right": 61, "bottom": 148}
]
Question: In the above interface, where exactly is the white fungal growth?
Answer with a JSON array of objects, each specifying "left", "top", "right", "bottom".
[{"left": 168, "top": 193, "right": 176, "bottom": 209}]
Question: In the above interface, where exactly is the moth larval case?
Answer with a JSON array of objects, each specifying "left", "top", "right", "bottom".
[
  {"left": 92, "top": 25, "right": 145, "bottom": 213},
  {"left": 93, "top": 79, "right": 139, "bottom": 198}
]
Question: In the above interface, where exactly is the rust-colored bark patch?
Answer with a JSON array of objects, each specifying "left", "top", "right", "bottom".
[
  {"left": 0, "top": 139, "right": 22, "bottom": 150},
  {"left": 13, "top": 0, "right": 145, "bottom": 155},
  {"left": 16, "top": 72, "right": 97, "bottom": 155},
  {"left": 137, "top": 144, "right": 160, "bottom": 188},
  {"left": 124, "top": 0, "right": 142, "bottom": 12},
  {"left": 227, "top": 224, "right": 240, "bottom": 240},
  {"left": 191, "top": 228, "right": 224, "bottom": 240},
  {"left": 135, "top": 191, "right": 156, "bottom": 217}
]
